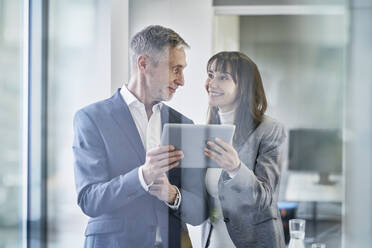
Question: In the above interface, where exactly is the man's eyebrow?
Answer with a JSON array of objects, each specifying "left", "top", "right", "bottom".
[{"left": 173, "top": 64, "right": 187, "bottom": 68}]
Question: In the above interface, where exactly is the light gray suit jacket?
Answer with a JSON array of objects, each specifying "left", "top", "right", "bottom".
[{"left": 202, "top": 116, "right": 286, "bottom": 248}]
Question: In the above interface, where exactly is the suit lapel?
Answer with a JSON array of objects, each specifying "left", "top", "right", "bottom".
[{"left": 108, "top": 89, "right": 146, "bottom": 164}]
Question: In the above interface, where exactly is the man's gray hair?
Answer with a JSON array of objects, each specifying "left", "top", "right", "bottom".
[{"left": 130, "top": 25, "right": 189, "bottom": 71}]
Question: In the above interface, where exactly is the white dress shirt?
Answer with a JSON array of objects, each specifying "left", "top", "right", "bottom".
[{"left": 120, "top": 86, "right": 181, "bottom": 209}]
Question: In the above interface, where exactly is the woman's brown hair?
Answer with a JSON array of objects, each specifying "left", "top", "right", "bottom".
[{"left": 207, "top": 51, "right": 267, "bottom": 146}]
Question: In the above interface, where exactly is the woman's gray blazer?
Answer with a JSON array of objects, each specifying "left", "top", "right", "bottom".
[{"left": 201, "top": 116, "right": 287, "bottom": 248}]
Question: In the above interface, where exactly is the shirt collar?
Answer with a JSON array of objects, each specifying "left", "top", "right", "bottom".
[
  {"left": 120, "top": 85, "right": 163, "bottom": 111},
  {"left": 120, "top": 85, "right": 139, "bottom": 106}
]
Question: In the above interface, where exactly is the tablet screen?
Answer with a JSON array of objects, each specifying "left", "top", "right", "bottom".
[{"left": 161, "top": 124, "right": 235, "bottom": 168}]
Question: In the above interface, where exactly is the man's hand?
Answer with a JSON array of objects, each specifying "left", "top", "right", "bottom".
[
  {"left": 149, "top": 174, "right": 178, "bottom": 204},
  {"left": 142, "top": 145, "right": 183, "bottom": 185}
]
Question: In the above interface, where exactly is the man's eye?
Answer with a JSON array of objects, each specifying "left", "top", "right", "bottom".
[
  {"left": 208, "top": 73, "right": 214, "bottom": 79},
  {"left": 174, "top": 68, "right": 179, "bottom": 74},
  {"left": 220, "top": 76, "right": 227, "bottom": 80}
]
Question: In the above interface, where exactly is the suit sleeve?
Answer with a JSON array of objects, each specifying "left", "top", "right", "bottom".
[
  {"left": 219, "top": 122, "right": 287, "bottom": 212},
  {"left": 73, "top": 109, "right": 146, "bottom": 218}
]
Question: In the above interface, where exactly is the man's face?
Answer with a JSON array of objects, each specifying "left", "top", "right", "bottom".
[{"left": 145, "top": 46, "right": 187, "bottom": 102}]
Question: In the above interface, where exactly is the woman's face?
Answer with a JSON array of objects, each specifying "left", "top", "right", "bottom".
[{"left": 205, "top": 61, "right": 238, "bottom": 112}]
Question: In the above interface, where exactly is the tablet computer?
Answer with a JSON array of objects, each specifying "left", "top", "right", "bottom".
[{"left": 161, "top": 124, "right": 235, "bottom": 168}]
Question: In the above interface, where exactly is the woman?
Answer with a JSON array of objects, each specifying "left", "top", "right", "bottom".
[{"left": 202, "top": 51, "right": 286, "bottom": 248}]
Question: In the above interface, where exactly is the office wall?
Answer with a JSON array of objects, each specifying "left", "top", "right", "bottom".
[
  {"left": 239, "top": 15, "right": 347, "bottom": 130},
  {"left": 111, "top": 0, "right": 129, "bottom": 92},
  {"left": 213, "top": 15, "right": 240, "bottom": 53}
]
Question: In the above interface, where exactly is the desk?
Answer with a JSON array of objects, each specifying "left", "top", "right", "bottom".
[
  {"left": 285, "top": 172, "right": 343, "bottom": 203},
  {"left": 284, "top": 172, "right": 343, "bottom": 242}
]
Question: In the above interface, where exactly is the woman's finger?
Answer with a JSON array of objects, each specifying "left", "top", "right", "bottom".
[
  {"left": 204, "top": 148, "right": 223, "bottom": 164},
  {"left": 206, "top": 141, "right": 226, "bottom": 155},
  {"left": 214, "top": 138, "right": 233, "bottom": 152}
]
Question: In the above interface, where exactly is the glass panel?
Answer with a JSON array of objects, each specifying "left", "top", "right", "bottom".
[
  {"left": 214, "top": 13, "right": 347, "bottom": 247},
  {"left": 212, "top": 3, "right": 348, "bottom": 244},
  {"left": 0, "top": 0, "right": 25, "bottom": 248},
  {"left": 238, "top": 15, "right": 346, "bottom": 129},
  {"left": 47, "top": 0, "right": 111, "bottom": 247}
]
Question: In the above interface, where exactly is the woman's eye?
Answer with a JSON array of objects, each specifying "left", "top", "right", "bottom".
[
  {"left": 208, "top": 73, "right": 214, "bottom": 79},
  {"left": 220, "top": 76, "right": 227, "bottom": 80}
]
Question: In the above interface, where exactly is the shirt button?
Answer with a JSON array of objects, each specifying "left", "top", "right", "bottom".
[{"left": 223, "top": 217, "right": 230, "bottom": 223}]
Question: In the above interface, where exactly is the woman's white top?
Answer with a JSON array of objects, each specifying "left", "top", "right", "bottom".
[
  {"left": 205, "top": 108, "right": 236, "bottom": 248},
  {"left": 217, "top": 108, "right": 235, "bottom": 125}
]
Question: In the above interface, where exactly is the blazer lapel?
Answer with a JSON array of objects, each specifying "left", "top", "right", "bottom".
[{"left": 108, "top": 89, "right": 146, "bottom": 164}]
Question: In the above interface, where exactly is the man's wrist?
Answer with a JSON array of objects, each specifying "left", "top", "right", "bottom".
[
  {"left": 165, "top": 186, "right": 181, "bottom": 210},
  {"left": 168, "top": 185, "right": 178, "bottom": 204},
  {"left": 141, "top": 166, "right": 152, "bottom": 185},
  {"left": 138, "top": 166, "right": 153, "bottom": 191}
]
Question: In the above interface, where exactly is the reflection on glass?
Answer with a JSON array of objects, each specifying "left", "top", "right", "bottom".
[
  {"left": 0, "top": 0, "right": 24, "bottom": 248},
  {"left": 214, "top": 10, "right": 347, "bottom": 247},
  {"left": 47, "top": 0, "right": 110, "bottom": 247},
  {"left": 312, "top": 243, "right": 326, "bottom": 248},
  {"left": 289, "top": 219, "right": 306, "bottom": 248},
  {"left": 288, "top": 128, "right": 342, "bottom": 185}
]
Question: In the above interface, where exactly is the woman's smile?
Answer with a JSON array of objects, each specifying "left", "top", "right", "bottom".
[{"left": 209, "top": 90, "right": 224, "bottom": 97}]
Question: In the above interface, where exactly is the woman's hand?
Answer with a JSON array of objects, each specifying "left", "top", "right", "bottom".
[{"left": 204, "top": 137, "right": 241, "bottom": 174}]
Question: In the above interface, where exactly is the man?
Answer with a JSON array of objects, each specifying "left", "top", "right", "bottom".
[{"left": 73, "top": 25, "right": 205, "bottom": 248}]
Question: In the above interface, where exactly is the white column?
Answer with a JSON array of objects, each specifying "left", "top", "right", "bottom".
[
  {"left": 111, "top": 0, "right": 129, "bottom": 93},
  {"left": 344, "top": 0, "right": 372, "bottom": 247}
]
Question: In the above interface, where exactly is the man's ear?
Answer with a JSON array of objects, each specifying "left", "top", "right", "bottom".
[{"left": 137, "top": 55, "right": 148, "bottom": 73}]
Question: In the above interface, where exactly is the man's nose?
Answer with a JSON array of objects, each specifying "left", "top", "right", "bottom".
[{"left": 175, "top": 72, "right": 184, "bottom": 86}]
